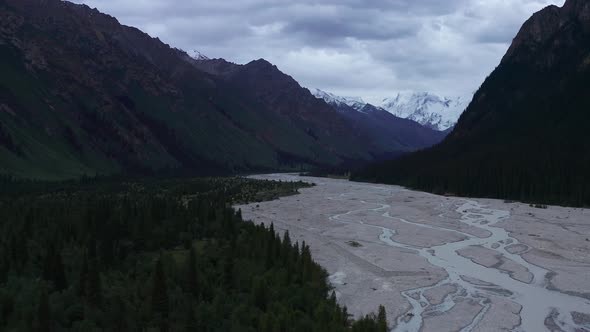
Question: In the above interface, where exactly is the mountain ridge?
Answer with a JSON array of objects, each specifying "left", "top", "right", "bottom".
[
  {"left": 312, "top": 89, "right": 467, "bottom": 131},
  {"left": 380, "top": 92, "right": 468, "bottom": 131},
  {"left": 352, "top": 0, "right": 590, "bottom": 207},
  {"left": 311, "top": 89, "right": 448, "bottom": 153},
  {"left": 0, "top": 0, "right": 445, "bottom": 179}
]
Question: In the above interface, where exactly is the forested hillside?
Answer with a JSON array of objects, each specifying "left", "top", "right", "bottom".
[
  {"left": 352, "top": 0, "right": 590, "bottom": 207},
  {"left": 0, "top": 0, "right": 439, "bottom": 180},
  {"left": 0, "top": 177, "right": 388, "bottom": 331}
]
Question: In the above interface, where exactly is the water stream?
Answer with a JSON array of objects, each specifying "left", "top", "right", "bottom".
[{"left": 327, "top": 192, "right": 590, "bottom": 332}]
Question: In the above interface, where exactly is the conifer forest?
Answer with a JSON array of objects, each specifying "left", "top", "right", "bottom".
[{"left": 0, "top": 177, "right": 387, "bottom": 331}]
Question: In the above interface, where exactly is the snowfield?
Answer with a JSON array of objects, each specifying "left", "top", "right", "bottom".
[
  {"left": 237, "top": 174, "right": 590, "bottom": 332},
  {"left": 312, "top": 88, "right": 468, "bottom": 131},
  {"left": 380, "top": 92, "right": 468, "bottom": 131}
]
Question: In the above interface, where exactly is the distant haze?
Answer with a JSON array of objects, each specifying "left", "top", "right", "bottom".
[{"left": 70, "top": 0, "right": 565, "bottom": 104}]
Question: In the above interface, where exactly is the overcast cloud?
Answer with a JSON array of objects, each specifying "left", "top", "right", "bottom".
[{"left": 71, "top": 0, "right": 565, "bottom": 103}]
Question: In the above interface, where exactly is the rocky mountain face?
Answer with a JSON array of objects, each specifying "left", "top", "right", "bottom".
[
  {"left": 311, "top": 89, "right": 447, "bottom": 152},
  {"left": 0, "top": 0, "right": 438, "bottom": 179},
  {"left": 353, "top": 0, "right": 590, "bottom": 206},
  {"left": 310, "top": 89, "right": 367, "bottom": 111},
  {"left": 380, "top": 92, "right": 468, "bottom": 131},
  {"left": 312, "top": 89, "right": 467, "bottom": 132},
  {"left": 194, "top": 59, "right": 450, "bottom": 162}
]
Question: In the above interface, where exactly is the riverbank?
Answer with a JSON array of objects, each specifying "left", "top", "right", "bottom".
[{"left": 237, "top": 174, "right": 590, "bottom": 331}]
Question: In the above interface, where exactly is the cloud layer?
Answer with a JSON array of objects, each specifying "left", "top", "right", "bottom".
[{"left": 71, "top": 0, "right": 565, "bottom": 103}]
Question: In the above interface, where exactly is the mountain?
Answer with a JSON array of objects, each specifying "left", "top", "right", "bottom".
[
  {"left": 191, "top": 58, "right": 444, "bottom": 163},
  {"left": 0, "top": 0, "right": 436, "bottom": 179},
  {"left": 380, "top": 92, "right": 468, "bottom": 131},
  {"left": 311, "top": 89, "right": 367, "bottom": 111},
  {"left": 311, "top": 89, "right": 447, "bottom": 154},
  {"left": 352, "top": 0, "right": 590, "bottom": 206},
  {"left": 311, "top": 89, "right": 468, "bottom": 131}
]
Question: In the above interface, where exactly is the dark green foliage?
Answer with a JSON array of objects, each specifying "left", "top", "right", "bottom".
[
  {"left": 42, "top": 245, "right": 67, "bottom": 292},
  {"left": 187, "top": 247, "right": 199, "bottom": 297},
  {"left": 85, "top": 241, "right": 102, "bottom": 308},
  {"left": 0, "top": 177, "right": 387, "bottom": 331},
  {"left": 36, "top": 289, "right": 51, "bottom": 332},
  {"left": 377, "top": 305, "right": 388, "bottom": 332},
  {"left": 151, "top": 257, "right": 169, "bottom": 331}
]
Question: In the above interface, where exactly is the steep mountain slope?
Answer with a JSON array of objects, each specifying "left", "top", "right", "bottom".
[
  {"left": 312, "top": 89, "right": 447, "bottom": 154},
  {"left": 311, "top": 88, "right": 467, "bottom": 132},
  {"left": 0, "top": 0, "right": 417, "bottom": 179},
  {"left": 0, "top": 0, "right": 277, "bottom": 178},
  {"left": 352, "top": 0, "right": 590, "bottom": 206},
  {"left": 193, "top": 61, "right": 448, "bottom": 161},
  {"left": 311, "top": 89, "right": 367, "bottom": 111},
  {"left": 380, "top": 92, "right": 468, "bottom": 131},
  {"left": 193, "top": 59, "right": 371, "bottom": 164}
]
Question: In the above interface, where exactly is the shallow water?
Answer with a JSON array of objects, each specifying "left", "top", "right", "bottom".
[
  {"left": 328, "top": 191, "right": 590, "bottom": 331},
  {"left": 249, "top": 174, "right": 590, "bottom": 332}
]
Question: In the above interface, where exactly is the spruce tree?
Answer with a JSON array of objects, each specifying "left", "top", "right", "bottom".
[
  {"left": 86, "top": 241, "right": 102, "bottom": 308},
  {"left": 36, "top": 289, "right": 51, "bottom": 332},
  {"left": 43, "top": 245, "right": 67, "bottom": 292},
  {"left": 52, "top": 249, "right": 67, "bottom": 292},
  {"left": 253, "top": 277, "right": 267, "bottom": 311},
  {"left": 78, "top": 254, "right": 88, "bottom": 297},
  {"left": 187, "top": 247, "right": 198, "bottom": 297},
  {"left": 377, "top": 305, "right": 388, "bottom": 332},
  {"left": 184, "top": 297, "right": 197, "bottom": 332},
  {"left": 151, "top": 257, "right": 169, "bottom": 331}
]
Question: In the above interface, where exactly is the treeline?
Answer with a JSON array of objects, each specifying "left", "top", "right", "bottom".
[
  {"left": 0, "top": 177, "right": 388, "bottom": 331},
  {"left": 352, "top": 142, "right": 590, "bottom": 207}
]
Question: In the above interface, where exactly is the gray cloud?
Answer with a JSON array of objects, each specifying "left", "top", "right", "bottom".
[{"left": 71, "top": 0, "right": 565, "bottom": 103}]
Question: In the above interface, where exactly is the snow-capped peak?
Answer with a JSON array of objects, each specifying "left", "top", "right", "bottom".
[
  {"left": 380, "top": 92, "right": 469, "bottom": 131},
  {"left": 313, "top": 88, "right": 469, "bottom": 130},
  {"left": 189, "top": 49, "right": 210, "bottom": 61},
  {"left": 312, "top": 89, "right": 366, "bottom": 111}
]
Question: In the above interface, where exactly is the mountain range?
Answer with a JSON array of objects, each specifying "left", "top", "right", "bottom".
[
  {"left": 0, "top": 0, "right": 444, "bottom": 179},
  {"left": 380, "top": 93, "right": 468, "bottom": 131},
  {"left": 312, "top": 89, "right": 467, "bottom": 131},
  {"left": 3, "top": 0, "right": 587, "bottom": 207},
  {"left": 311, "top": 89, "right": 446, "bottom": 151},
  {"left": 352, "top": 0, "right": 590, "bottom": 207}
]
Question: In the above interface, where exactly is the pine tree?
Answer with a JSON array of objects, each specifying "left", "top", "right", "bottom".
[
  {"left": 0, "top": 257, "right": 7, "bottom": 284},
  {"left": 52, "top": 249, "right": 67, "bottom": 291},
  {"left": 341, "top": 305, "right": 350, "bottom": 326},
  {"left": 43, "top": 245, "right": 67, "bottom": 292},
  {"left": 186, "top": 247, "right": 198, "bottom": 297},
  {"left": 151, "top": 257, "right": 169, "bottom": 331},
  {"left": 222, "top": 256, "right": 234, "bottom": 288},
  {"left": 78, "top": 254, "right": 88, "bottom": 297},
  {"left": 253, "top": 277, "right": 267, "bottom": 311},
  {"left": 36, "top": 289, "right": 51, "bottom": 332},
  {"left": 282, "top": 231, "right": 292, "bottom": 252},
  {"left": 184, "top": 297, "right": 197, "bottom": 332},
  {"left": 377, "top": 305, "right": 388, "bottom": 332},
  {"left": 86, "top": 241, "right": 102, "bottom": 308},
  {"left": 265, "top": 226, "right": 275, "bottom": 269}
]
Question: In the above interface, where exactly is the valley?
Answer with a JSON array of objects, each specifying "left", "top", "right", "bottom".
[
  {"left": 1, "top": 0, "right": 589, "bottom": 331},
  {"left": 239, "top": 174, "right": 590, "bottom": 332}
]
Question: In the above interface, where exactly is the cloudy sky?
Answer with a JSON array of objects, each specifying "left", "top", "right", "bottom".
[{"left": 72, "top": 0, "right": 564, "bottom": 104}]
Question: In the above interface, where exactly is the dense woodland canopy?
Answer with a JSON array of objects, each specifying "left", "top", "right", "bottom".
[{"left": 0, "top": 177, "right": 388, "bottom": 331}]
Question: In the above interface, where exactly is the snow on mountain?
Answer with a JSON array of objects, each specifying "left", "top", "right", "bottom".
[
  {"left": 380, "top": 92, "right": 469, "bottom": 131},
  {"left": 188, "top": 49, "right": 210, "bottom": 61},
  {"left": 311, "top": 89, "right": 366, "bottom": 111},
  {"left": 313, "top": 89, "right": 469, "bottom": 131}
]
